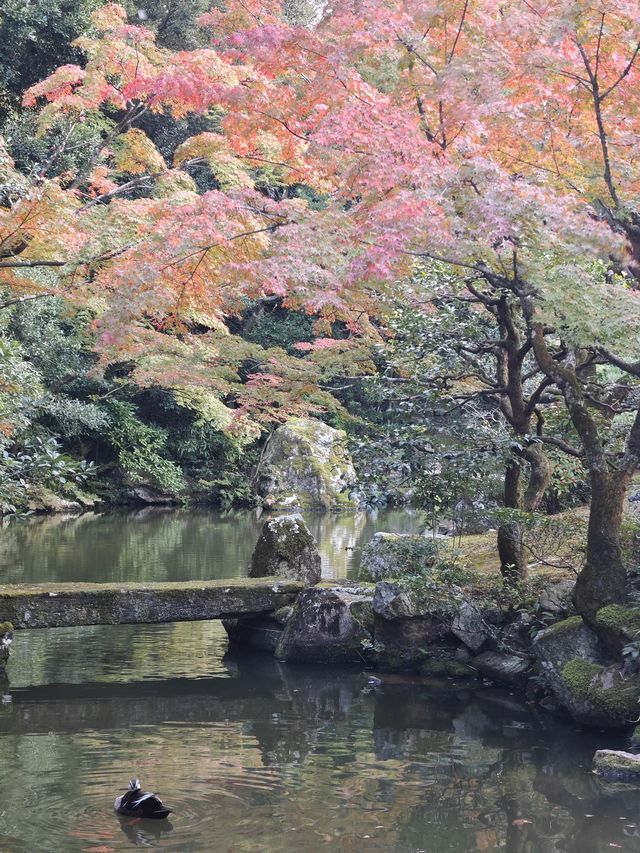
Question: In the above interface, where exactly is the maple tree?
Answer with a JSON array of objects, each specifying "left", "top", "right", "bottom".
[
  {"left": 0, "top": 3, "right": 378, "bottom": 435},
  {"left": 204, "top": 0, "right": 640, "bottom": 609},
  {"left": 2, "top": 0, "right": 640, "bottom": 612}
]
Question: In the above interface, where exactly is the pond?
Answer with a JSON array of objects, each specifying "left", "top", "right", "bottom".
[{"left": 1, "top": 510, "right": 639, "bottom": 852}]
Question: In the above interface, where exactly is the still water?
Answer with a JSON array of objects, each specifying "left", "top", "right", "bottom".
[
  {"left": 1, "top": 510, "right": 640, "bottom": 852},
  {"left": 0, "top": 507, "right": 426, "bottom": 585}
]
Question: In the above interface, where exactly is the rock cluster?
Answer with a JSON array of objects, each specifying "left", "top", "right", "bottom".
[{"left": 229, "top": 521, "right": 640, "bottom": 734}]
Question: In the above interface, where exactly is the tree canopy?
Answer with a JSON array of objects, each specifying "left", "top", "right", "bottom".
[{"left": 2, "top": 0, "right": 640, "bottom": 614}]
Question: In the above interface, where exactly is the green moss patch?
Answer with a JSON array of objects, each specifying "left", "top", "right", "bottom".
[
  {"left": 596, "top": 605, "right": 640, "bottom": 639},
  {"left": 562, "top": 659, "right": 603, "bottom": 700},
  {"left": 541, "top": 615, "right": 584, "bottom": 639}
]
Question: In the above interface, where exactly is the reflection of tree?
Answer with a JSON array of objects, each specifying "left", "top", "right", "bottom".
[
  {"left": 3, "top": 640, "right": 640, "bottom": 852},
  {"left": 8, "top": 621, "right": 234, "bottom": 688},
  {"left": 302, "top": 508, "right": 426, "bottom": 579},
  {"left": 1, "top": 507, "right": 428, "bottom": 585},
  {"left": 0, "top": 508, "right": 265, "bottom": 585}
]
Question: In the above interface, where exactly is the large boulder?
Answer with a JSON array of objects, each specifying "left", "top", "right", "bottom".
[
  {"left": 275, "top": 585, "right": 374, "bottom": 664},
  {"left": 359, "top": 533, "right": 438, "bottom": 582},
  {"left": 256, "top": 417, "right": 357, "bottom": 511},
  {"left": 0, "top": 622, "right": 12, "bottom": 673},
  {"left": 534, "top": 616, "right": 640, "bottom": 728},
  {"left": 372, "top": 581, "right": 451, "bottom": 669},
  {"left": 249, "top": 515, "right": 322, "bottom": 585}
]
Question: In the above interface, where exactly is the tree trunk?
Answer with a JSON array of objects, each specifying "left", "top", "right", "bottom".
[
  {"left": 573, "top": 469, "right": 628, "bottom": 620},
  {"left": 498, "top": 443, "right": 553, "bottom": 587},
  {"left": 522, "top": 442, "right": 553, "bottom": 512},
  {"left": 498, "top": 459, "right": 527, "bottom": 584}
]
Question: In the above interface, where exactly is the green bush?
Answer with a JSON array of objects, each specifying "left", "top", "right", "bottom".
[
  {"left": 1, "top": 436, "right": 95, "bottom": 516},
  {"left": 105, "top": 401, "right": 186, "bottom": 495}
]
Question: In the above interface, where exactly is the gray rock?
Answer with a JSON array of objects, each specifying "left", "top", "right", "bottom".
[
  {"left": 372, "top": 581, "right": 424, "bottom": 620},
  {"left": 451, "top": 600, "right": 488, "bottom": 653},
  {"left": 275, "top": 586, "right": 374, "bottom": 664},
  {"left": 534, "top": 616, "right": 639, "bottom": 728},
  {"left": 593, "top": 750, "right": 640, "bottom": 783},
  {"left": 372, "top": 582, "right": 450, "bottom": 669},
  {"left": 536, "top": 580, "right": 576, "bottom": 617},
  {"left": 130, "top": 485, "right": 178, "bottom": 505},
  {"left": 471, "top": 651, "right": 531, "bottom": 687},
  {"left": 534, "top": 616, "right": 607, "bottom": 675},
  {"left": 249, "top": 515, "right": 322, "bottom": 585},
  {"left": 359, "top": 532, "right": 438, "bottom": 581},
  {"left": 256, "top": 417, "right": 357, "bottom": 511}
]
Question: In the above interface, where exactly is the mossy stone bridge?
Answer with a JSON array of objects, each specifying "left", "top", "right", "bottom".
[{"left": 0, "top": 577, "right": 304, "bottom": 631}]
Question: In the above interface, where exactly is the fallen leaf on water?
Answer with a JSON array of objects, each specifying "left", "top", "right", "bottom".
[{"left": 511, "top": 819, "right": 532, "bottom": 826}]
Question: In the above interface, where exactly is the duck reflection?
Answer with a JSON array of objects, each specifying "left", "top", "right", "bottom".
[{"left": 117, "top": 815, "right": 174, "bottom": 847}]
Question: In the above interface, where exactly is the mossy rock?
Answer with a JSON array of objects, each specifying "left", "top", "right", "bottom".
[
  {"left": 256, "top": 417, "right": 357, "bottom": 511},
  {"left": 26, "top": 486, "right": 82, "bottom": 513},
  {"left": 275, "top": 586, "right": 374, "bottom": 664},
  {"left": 533, "top": 615, "right": 626, "bottom": 727},
  {"left": 0, "top": 578, "right": 302, "bottom": 629},
  {"left": 537, "top": 615, "right": 584, "bottom": 639},
  {"left": 419, "top": 647, "right": 475, "bottom": 679},
  {"left": 249, "top": 514, "right": 322, "bottom": 585},
  {"left": 593, "top": 749, "right": 640, "bottom": 783},
  {"left": 595, "top": 605, "right": 640, "bottom": 644},
  {"left": 559, "top": 659, "right": 640, "bottom": 728}
]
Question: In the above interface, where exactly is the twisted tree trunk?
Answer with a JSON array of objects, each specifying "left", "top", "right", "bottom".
[
  {"left": 531, "top": 324, "right": 640, "bottom": 620},
  {"left": 497, "top": 442, "right": 553, "bottom": 585}
]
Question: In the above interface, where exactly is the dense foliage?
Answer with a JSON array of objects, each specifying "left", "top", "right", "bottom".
[{"left": 2, "top": 0, "right": 640, "bottom": 619}]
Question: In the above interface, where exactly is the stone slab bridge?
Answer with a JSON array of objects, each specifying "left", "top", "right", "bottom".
[{"left": 0, "top": 577, "right": 303, "bottom": 632}]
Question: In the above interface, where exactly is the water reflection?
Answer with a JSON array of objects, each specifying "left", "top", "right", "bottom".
[
  {"left": 1, "top": 622, "right": 639, "bottom": 852},
  {"left": 0, "top": 507, "right": 426, "bottom": 584}
]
